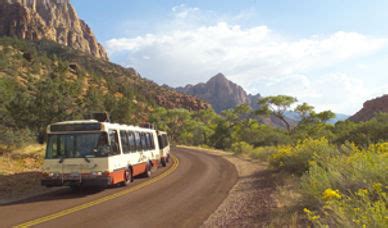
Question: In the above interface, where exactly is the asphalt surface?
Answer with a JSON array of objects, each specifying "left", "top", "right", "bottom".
[{"left": 0, "top": 147, "right": 238, "bottom": 228}]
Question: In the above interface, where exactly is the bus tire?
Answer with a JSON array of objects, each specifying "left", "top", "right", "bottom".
[
  {"left": 121, "top": 168, "right": 132, "bottom": 186},
  {"left": 161, "top": 157, "right": 167, "bottom": 167},
  {"left": 143, "top": 162, "right": 152, "bottom": 178},
  {"left": 166, "top": 154, "right": 170, "bottom": 163}
]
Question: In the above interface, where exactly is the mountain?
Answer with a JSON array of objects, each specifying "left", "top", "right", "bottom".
[
  {"left": 176, "top": 73, "right": 261, "bottom": 113},
  {"left": 175, "top": 73, "right": 298, "bottom": 128},
  {"left": 349, "top": 95, "right": 388, "bottom": 122},
  {"left": 0, "top": 0, "right": 210, "bottom": 132},
  {"left": 0, "top": 0, "right": 108, "bottom": 60}
]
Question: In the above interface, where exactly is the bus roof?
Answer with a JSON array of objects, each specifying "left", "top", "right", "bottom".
[{"left": 48, "top": 120, "right": 157, "bottom": 133}]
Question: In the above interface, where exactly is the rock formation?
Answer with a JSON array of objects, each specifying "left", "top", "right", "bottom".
[
  {"left": 349, "top": 95, "right": 388, "bottom": 122},
  {"left": 0, "top": 0, "right": 108, "bottom": 60},
  {"left": 176, "top": 73, "right": 261, "bottom": 113}
]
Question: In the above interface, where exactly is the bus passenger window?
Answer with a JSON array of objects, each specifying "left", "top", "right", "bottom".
[
  {"left": 134, "top": 132, "right": 141, "bottom": 151},
  {"left": 149, "top": 133, "right": 155, "bottom": 150},
  {"left": 127, "top": 131, "right": 136, "bottom": 152},
  {"left": 158, "top": 135, "right": 164, "bottom": 149},
  {"left": 144, "top": 133, "right": 150, "bottom": 150},
  {"left": 140, "top": 133, "right": 147, "bottom": 150},
  {"left": 120, "top": 130, "right": 129, "bottom": 154},
  {"left": 109, "top": 130, "right": 120, "bottom": 155}
]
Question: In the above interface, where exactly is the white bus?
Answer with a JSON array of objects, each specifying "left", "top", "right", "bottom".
[{"left": 41, "top": 119, "right": 170, "bottom": 189}]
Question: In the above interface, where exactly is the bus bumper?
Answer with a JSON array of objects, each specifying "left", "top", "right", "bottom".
[{"left": 41, "top": 176, "right": 112, "bottom": 187}]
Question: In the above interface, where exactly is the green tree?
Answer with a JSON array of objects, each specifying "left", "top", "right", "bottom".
[
  {"left": 257, "top": 95, "right": 297, "bottom": 133},
  {"left": 295, "top": 102, "right": 314, "bottom": 121}
]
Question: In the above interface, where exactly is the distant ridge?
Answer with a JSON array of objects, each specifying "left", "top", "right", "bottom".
[{"left": 349, "top": 95, "right": 388, "bottom": 122}]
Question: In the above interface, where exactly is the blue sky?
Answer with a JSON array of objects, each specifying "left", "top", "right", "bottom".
[{"left": 72, "top": 0, "right": 388, "bottom": 114}]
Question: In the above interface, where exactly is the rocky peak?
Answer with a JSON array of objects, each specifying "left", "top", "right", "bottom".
[
  {"left": 208, "top": 73, "right": 227, "bottom": 82},
  {"left": 0, "top": 0, "right": 108, "bottom": 60},
  {"left": 349, "top": 94, "right": 388, "bottom": 122},
  {"left": 176, "top": 73, "right": 261, "bottom": 113}
]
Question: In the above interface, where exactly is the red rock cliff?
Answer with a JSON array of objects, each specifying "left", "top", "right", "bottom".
[
  {"left": 349, "top": 94, "right": 388, "bottom": 122},
  {"left": 0, "top": 0, "right": 108, "bottom": 60}
]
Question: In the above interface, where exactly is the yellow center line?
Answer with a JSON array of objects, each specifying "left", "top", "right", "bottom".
[{"left": 14, "top": 156, "right": 180, "bottom": 228}]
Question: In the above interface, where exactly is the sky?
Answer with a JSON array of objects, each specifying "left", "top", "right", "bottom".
[{"left": 71, "top": 0, "right": 388, "bottom": 115}]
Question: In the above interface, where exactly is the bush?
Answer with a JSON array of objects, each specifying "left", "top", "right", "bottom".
[
  {"left": 231, "top": 141, "right": 254, "bottom": 155},
  {"left": 300, "top": 142, "right": 388, "bottom": 227},
  {"left": 269, "top": 138, "right": 337, "bottom": 175},
  {"left": 0, "top": 126, "right": 35, "bottom": 154},
  {"left": 231, "top": 141, "right": 278, "bottom": 160}
]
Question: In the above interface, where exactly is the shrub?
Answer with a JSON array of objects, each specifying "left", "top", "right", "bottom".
[
  {"left": 231, "top": 141, "right": 254, "bottom": 155},
  {"left": 269, "top": 138, "right": 337, "bottom": 175},
  {"left": 300, "top": 142, "right": 388, "bottom": 227},
  {"left": 0, "top": 126, "right": 35, "bottom": 154},
  {"left": 231, "top": 141, "right": 278, "bottom": 160}
]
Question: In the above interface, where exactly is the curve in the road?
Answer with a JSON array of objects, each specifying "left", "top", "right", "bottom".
[{"left": 1, "top": 148, "right": 238, "bottom": 228}]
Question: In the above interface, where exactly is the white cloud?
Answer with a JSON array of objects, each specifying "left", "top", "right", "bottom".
[{"left": 105, "top": 6, "right": 388, "bottom": 114}]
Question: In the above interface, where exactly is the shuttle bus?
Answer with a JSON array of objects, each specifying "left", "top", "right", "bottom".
[{"left": 41, "top": 118, "right": 170, "bottom": 189}]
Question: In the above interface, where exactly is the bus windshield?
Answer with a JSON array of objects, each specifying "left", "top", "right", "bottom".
[{"left": 46, "top": 133, "right": 110, "bottom": 159}]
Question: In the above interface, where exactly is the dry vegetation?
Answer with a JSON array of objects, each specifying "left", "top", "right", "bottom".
[{"left": 0, "top": 144, "right": 50, "bottom": 204}]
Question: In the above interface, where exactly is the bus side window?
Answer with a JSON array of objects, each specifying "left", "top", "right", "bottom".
[
  {"left": 144, "top": 133, "right": 150, "bottom": 150},
  {"left": 127, "top": 131, "right": 135, "bottom": 152},
  {"left": 149, "top": 133, "right": 155, "bottom": 150},
  {"left": 134, "top": 132, "right": 141, "bottom": 151},
  {"left": 120, "top": 130, "right": 129, "bottom": 154},
  {"left": 140, "top": 133, "right": 147, "bottom": 150},
  {"left": 109, "top": 130, "right": 120, "bottom": 155},
  {"left": 158, "top": 135, "right": 163, "bottom": 149}
]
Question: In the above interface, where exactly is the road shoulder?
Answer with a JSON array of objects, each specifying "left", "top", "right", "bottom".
[{"left": 177, "top": 146, "right": 278, "bottom": 227}]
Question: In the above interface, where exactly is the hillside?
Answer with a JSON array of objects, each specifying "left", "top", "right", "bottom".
[
  {"left": 176, "top": 73, "right": 261, "bottom": 113},
  {"left": 349, "top": 95, "right": 388, "bottom": 122},
  {"left": 0, "top": 0, "right": 211, "bottom": 142},
  {"left": 0, "top": 0, "right": 107, "bottom": 60},
  {"left": 0, "top": 37, "right": 210, "bottom": 140}
]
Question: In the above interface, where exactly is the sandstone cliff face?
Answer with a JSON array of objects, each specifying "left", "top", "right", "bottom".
[
  {"left": 176, "top": 73, "right": 261, "bottom": 113},
  {"left": 0, "top": 0, "right": 108, "bottom": 60},
  {"left": 349, "top": 95, "right": 388, "bottom": 122}
]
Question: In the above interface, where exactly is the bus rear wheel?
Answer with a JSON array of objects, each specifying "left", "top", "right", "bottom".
[
  {"left": 143, "top": 162, "right": 152, "bottom": 178},
  {"left": 161, "top": 157, "right": 167, "bottom": 167},
  {"left": 166, "top": 154, "right": 170, "bottom": 163},
  {"left": 121, "top": 168, "right": 132, "bottom": 186}
]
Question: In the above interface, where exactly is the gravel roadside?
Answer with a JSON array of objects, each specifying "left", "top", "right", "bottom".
[{"left": 178, "top": 146, "right": 278, "bottom": 227}]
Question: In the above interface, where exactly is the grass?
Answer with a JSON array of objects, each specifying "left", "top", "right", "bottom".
[
  {"left": 0, "top": 144, "right": 46, "bottom": 203},
  {"left": 0, "top": 144, "right": 44, "bottom": 175}
]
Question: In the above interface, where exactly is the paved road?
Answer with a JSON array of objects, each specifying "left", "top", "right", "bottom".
[{"left": 0, "top": 148, "right": 238, "bottom": 228}]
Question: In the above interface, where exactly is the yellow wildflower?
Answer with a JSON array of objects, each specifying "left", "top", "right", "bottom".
[
  {"left": 356, "top": 189, "right": 369, "bottom": 197},
  {"left": 372, "top": 183, "right": 382, "bottom": 192},
  {"left": 322, "top": 188, "right": 342, "bottom": 200},
  {"left": 303, "top": 208, "right": 320, "bottom": 222}
]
